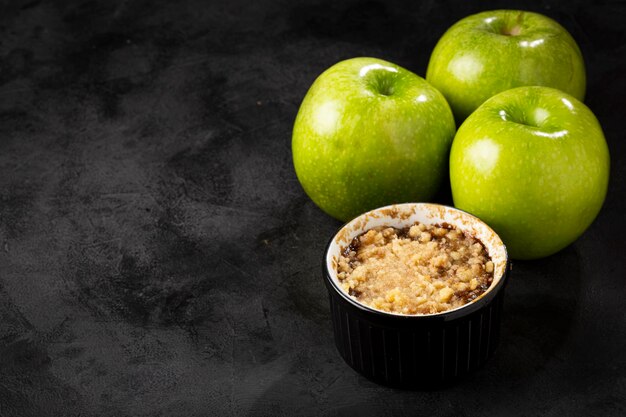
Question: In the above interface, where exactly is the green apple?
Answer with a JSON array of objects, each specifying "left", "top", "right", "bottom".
[
  {"left": 450, "top": 86, "right": 610, "bottom": 259},
  {"left": 426, "top": 10, "right": 586, "bottom": 121},
  {"left": 292, "top": 57, "right": 456, "bottom": 221}
]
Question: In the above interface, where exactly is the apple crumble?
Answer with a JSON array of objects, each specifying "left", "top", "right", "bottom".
[{"left": 337, "top": 222, "right": 494, "bottom": 314}]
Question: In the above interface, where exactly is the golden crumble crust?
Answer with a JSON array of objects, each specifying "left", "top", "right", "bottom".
[{"left": 337, "top": 222, "right": 494, "bottom": 315}]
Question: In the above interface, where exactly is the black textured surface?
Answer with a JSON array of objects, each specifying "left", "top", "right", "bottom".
[{"left": 0, "top": 0, "right": 625, "bottom": 416}]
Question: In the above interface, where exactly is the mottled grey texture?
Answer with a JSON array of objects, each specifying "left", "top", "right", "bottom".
[{"left": 0, "top": 0, "right": 624, "bottom": 416}]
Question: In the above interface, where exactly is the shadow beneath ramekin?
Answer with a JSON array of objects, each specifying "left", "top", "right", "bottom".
[
  {"left": 491, "top": 244, "right": 582, "bottom": 379},
  {"left": 246, "top": 246, "right": 582, "bottom": 414}
]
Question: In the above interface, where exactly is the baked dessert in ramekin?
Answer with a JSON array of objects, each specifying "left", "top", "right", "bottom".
[{"left": 323, "top": 203, "right": 509, "bottom": 388}]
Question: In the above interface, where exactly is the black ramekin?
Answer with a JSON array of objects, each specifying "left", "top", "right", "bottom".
[{"left": 323, "top": 203, "right": 510, "bottom": 389}]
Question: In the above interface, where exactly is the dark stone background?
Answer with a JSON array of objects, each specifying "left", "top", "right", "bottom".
[{"left": 0, "top": 0, "right": 624, "bottom": 415}]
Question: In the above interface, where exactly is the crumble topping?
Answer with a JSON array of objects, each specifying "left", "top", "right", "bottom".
[{"left": 337, "top": 222, "right": 494, "bottom": 315}]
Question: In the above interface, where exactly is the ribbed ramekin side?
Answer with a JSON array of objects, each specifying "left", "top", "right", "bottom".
[{"left": 327, "top": 285, "right": 507, "bottom": 388}]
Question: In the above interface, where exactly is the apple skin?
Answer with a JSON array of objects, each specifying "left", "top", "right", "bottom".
[
  {"left": 450, "top": 86, "right": 610, "bottom": 260},
  {"left": 292, "top": 57, "right": 456, "bottom": 221},
  {"left": 426, "top": 10, "right": 586, "bottom": 122}
]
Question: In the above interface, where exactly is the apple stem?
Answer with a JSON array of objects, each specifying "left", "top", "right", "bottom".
[{"left": 502, "top": 12, "right": 524, "bottom": 36}]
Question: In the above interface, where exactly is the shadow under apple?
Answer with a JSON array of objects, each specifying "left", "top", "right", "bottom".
[{"left": 492, "top": 244, "right": 582, "bottom": 380}]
